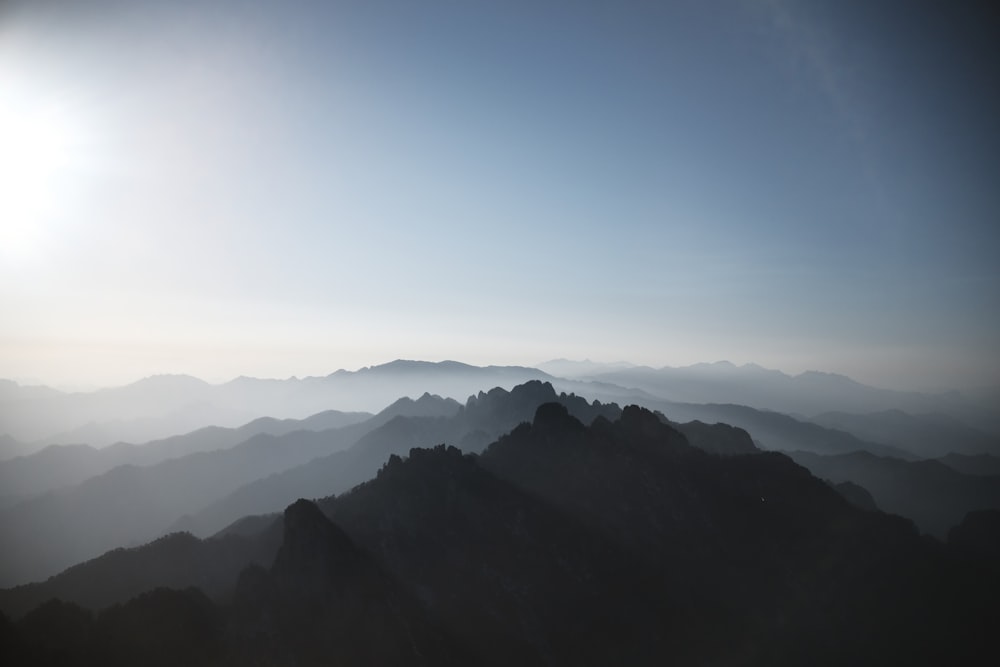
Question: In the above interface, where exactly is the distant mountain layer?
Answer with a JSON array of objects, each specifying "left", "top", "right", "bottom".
[
  {"left": 0, "top": 360, "right": 550, "bottom": 445},
  {"left": 6, "top": 358, "right": 995, "bottom": 450},
  {"left": 647, "top": 401, "right": 910, "bottom": 458},
  {"left": 0, "top": 394, "right": 458, "bottom": 587},
  {"left": 0, "top": 409, "right": 370, "bottom": 503},
  {"left": 3, "top": 405, "right": 996, "bottom": 664},
  {"left": 810, "top": 409, "right": 1000, "bottom": 458},
  {"left": 583, "top": 362, "right": 998, "bottom": 434}
]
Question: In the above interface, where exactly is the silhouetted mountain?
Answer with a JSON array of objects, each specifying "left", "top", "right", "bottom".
[
  {"left": 322, "top": 406, "right": 989, "bottom": 664},
  {"left": 787, "top": 450, "right": 1000, "bottom": 537},
  {"left": 227, "top": 499, "right": 465, "bottom": 666},
  {"left": 810, "top": 409, "right": 1000, "bottom": 458},
  {"left": 322, "top": 443, "right": 677, "bottom": 665}
]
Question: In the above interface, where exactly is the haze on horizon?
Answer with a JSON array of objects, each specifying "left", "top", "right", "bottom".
[{"left": 1, "top": 0, "right": 997, "bottom": 395}]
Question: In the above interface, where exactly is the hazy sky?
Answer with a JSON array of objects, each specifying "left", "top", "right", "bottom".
[{"left": 1, "top": 0, "right": 997, "bottom": 392}]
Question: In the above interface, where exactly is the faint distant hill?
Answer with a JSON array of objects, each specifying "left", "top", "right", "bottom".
[
  {"left": 788, "top": 450, "right": 1000, "bottom": 538},
  {"left": 0, "top": 409, "right": 370, "bottom": 505},
  {"left": 809, "top": 409, "right": 1000, "bottom": 458},
  {"left": 583, "top": 362, "right": 998, "bottom": 434},
  {"left": 0, "top": 360, "right": 550, "bottom": 445}
]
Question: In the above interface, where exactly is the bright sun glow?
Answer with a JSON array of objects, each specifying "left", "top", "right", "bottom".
[{"left": 0, "top": 99, "right": 79, "bottom": 259}]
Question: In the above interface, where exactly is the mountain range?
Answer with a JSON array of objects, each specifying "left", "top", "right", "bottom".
[
  {"left": 3, "top": 402, "right": 996, "bottom": 665},
  {"left": 3, "top": 358, "right": 999, "bottom": 588},
  {"left": 2, "top": 357, "right": 999, "bottom": 666}
]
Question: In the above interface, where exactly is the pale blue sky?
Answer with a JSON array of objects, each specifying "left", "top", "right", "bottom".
[{"left": 0, "top": 0, "right": 997, "bottom": 391}]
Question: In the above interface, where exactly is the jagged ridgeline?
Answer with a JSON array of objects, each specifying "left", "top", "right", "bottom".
[{"left": 2, "top": 398, "right": 997, "bottom": 665}]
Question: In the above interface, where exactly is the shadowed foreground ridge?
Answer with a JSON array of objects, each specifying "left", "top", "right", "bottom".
[{"left": 3, "top": 404, "right": 996, "bottom": 665}]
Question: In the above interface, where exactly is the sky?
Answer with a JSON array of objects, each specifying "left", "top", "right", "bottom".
[{"left": 0, "top": 0, "right": 997, "bottom": 392}]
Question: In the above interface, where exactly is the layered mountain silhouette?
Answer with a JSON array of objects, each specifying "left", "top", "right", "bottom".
[
  {"left": 579, "top": 362, "right": 998, "bottom": 433},
  {"left": 0, "top": 394, "right": 458, "bottom": 586},
  {"left": 6, "top": 366, "right": 997, "bottom": 595},
  {"left": 646, "top": 401, "right": 910, "bottom": 458},
  {"left": 183, "top": 382, "right": 758, "bottom": 538},
  {"left": 3, "top": 403, "right": 995, "bottom": 665},
  {"left": 5, "top": 359, "right": 995, "bottom": 456},
  {"left": 0, "top": 409, "right": 369, "bottom": 506},
  {"left": 0, "top": 361, "right": 549, "bottom": 446}
]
